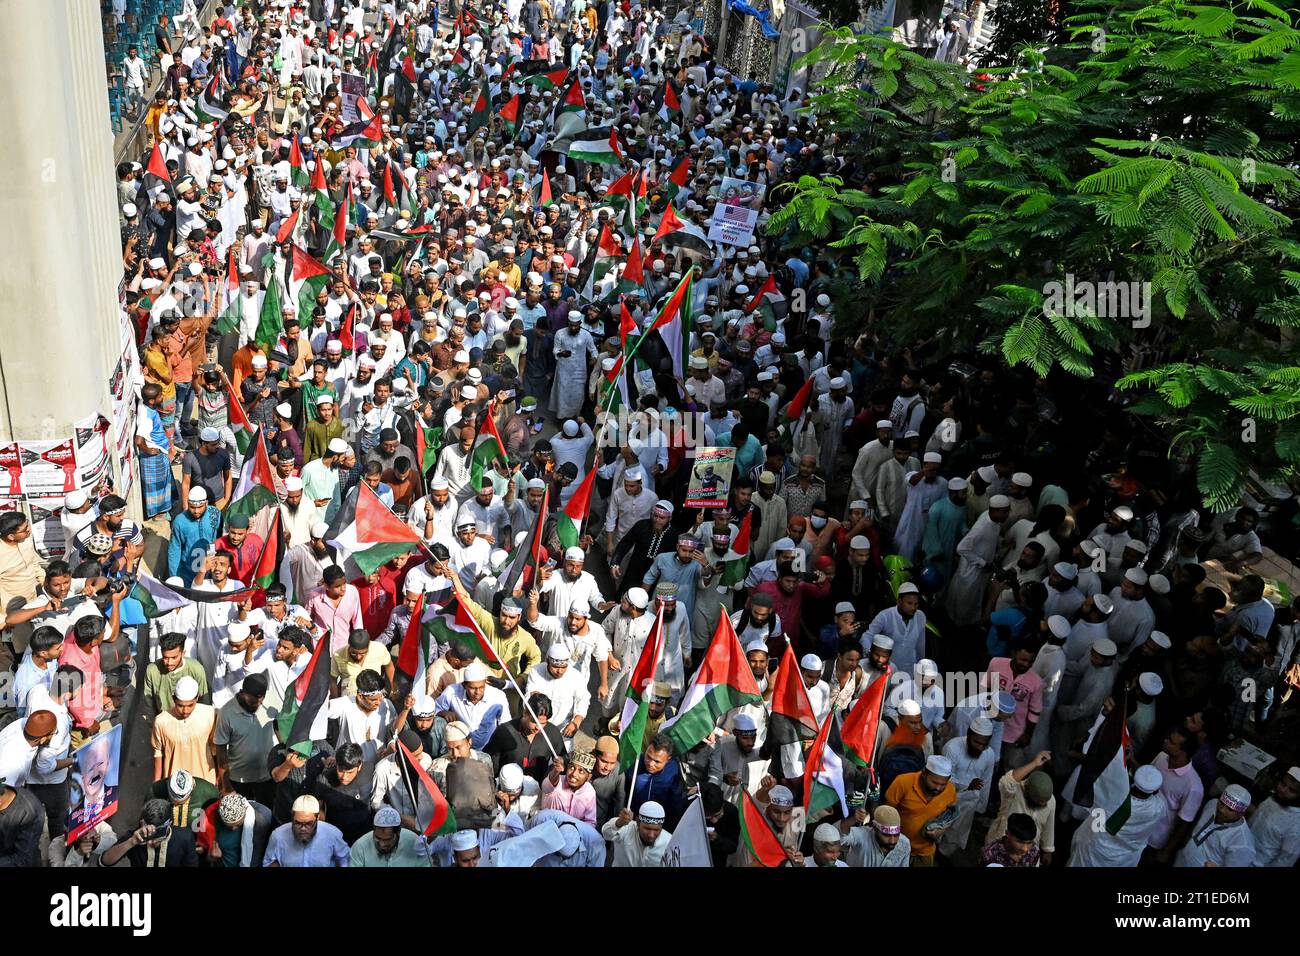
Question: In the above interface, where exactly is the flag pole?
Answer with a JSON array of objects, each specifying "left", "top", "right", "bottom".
[
  {"left": 395, "top": 741, "right": 436, "bottom": 861},
  {"left": 626, "top": 750, "right": 640, "bottom": 810},
  {"left": 500, "top": 664, "right": 560, "bottom": 760}
]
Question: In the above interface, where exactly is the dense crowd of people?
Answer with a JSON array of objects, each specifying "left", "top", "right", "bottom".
[{"left": 0, "top": 0, "right": 1296, "bottom": 870}]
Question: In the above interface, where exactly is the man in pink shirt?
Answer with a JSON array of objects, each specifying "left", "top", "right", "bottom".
[
  {"left": 986, "top": 644, "right": 1044, "bottom": 769},
  {"left": 1145, "top": 727, "right": 1205, "bottom": 864},
  {"left": 308, "top": 565, "right": 365, "bottom": 654},
  {"left": 541, "top": 751, "right": 598, "bottom": 826}
]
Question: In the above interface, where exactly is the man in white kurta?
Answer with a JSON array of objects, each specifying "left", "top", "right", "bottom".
[
  {"left": 523, "top": 643, "right": 591, "bottom": 737},
  {"left": 850, "top": 422, "right": 895, "bottom": 503},
  {"left": 542, "top": 548, "right": 608, "bottom": 621},
  {"left": 1249, "top": 767, "right": 1300, "bottom": 867},
  {"left": 601, "top": 801, "right": 672, "bottom": 867},
  {"left": 1068, "top": 766, "right": 1166, "bottom": 867},
  {"left": 551, "top": 317, "right": 598, "bottom": 419},
  {"left": 939, "top": 722, "right": 997, "bottom": 855},
  {"left": 865, "top": 583, "right": 928, "bottom": 678},
  {"left": 944, "top": 498, "right": 1011, "bottom": 626},
  {"left": 893, "top": 454, "right": 948, "bottom": 562}
]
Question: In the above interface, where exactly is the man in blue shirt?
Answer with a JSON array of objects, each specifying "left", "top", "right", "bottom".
[{"left": 168, "top": 486, "right": 223, "bottom": 585}]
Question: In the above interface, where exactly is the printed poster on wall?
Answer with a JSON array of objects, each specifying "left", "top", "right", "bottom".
[
  {"left": 17, "top": 438, "right": 78, "bottom": 497},
  {"left": 685, "top": 446, "right": 736, "bottom": 510}
]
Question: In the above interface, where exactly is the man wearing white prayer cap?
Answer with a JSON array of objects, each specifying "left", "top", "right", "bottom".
[
  {"left": 434, "top": 660, "right": 510, "bottom": 750},
  {"left": 879, "top": 754, "right": 958, "bottom": 866},
  {"left": 1068, "top": 764, "right": 1165, "bottom": 867},
  {"left": 523, "top": 635, "right": 590, "bottom": 736},
  {"left": 349, "top": 805, "right": 433, "bottom": 867},
  {"left": 939, "top": 713, "right": 997, "bottom": 854},
  {"left": 545, "top": 540, "right": 609, "bottom": 622},
  {"left": 602, "top": 798, "right": 672, "bottom": 866},
  {"left": 945, "top": 492, "right": 1012, "bottom": 626},
  {"left": 1248, "top": 765, "right": 1300, "bottom": 866},
  {"left": 1106, "top": 564, "right": 1156, "bottom": 655},
  {"left": 893, "top": 449, "right": 946, "bottom": 561},
  {"left": 1175, "top": 785, "right": 1257, "bottom": 867},
  {"left": 807, "top": 823, "right": 849, "bottom": 867},
  {"left": 259, "top": 794, "right": 351, "bottom": 867},
  {"left": 851, "top": 418, "right": 897, "bottom": 502}
]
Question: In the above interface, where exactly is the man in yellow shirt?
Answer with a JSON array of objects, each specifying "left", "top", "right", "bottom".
[
  {"left": 0, "top": 513, "right": 46, "bottom": 673},
  {"left": 884, "top": 754, "right": 958, "bottom": 866},
  {"left": 331, "top": 629, "right": 395, "bottom": 697},
  {"left": 485, "top": 245, "right": 523, "bottom": 292},
  {"left": 442, "top": 562, "right": 541, "bottom": 684}
]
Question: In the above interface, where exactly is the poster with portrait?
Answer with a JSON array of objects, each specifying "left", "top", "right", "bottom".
[
  {"left": 716, "top": 176, "right": 766, "bottom": 212},
  {"left": 685, "top": 446, "right": 736, "bottom": 510},
  {"left": 66, "top": 724, "right": 122, "bottom": 843},
  {"left": 340, "top": 71, "right": 366, "bottom": 123}
]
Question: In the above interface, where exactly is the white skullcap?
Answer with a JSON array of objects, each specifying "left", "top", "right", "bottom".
[
  {"left": 799, "top": 653, "right": 822, "bottom": 670},
  {"left": 1113, "top": 505, "right": 1135, "bottom": 521},
  {"left": 1149, "top": 630, "right": 1172, "bottom": 649},
  {"left": 463, "top": 660, "right": 488, "bottom": 682},
  {"left": 850, "top": 535, "right": 872, "bottom": 550},
  {"left": 871, "top": 635, "right": 894, "bottom": 651},
  {"left": 450, "top": 829, "right": 479, "bottom": 851},
  {"left": 948, "top": 478, "right": 968, "bottom": 491},
  {"left": 626, "top": 587, "right": 650, "bottom": 610},
  {"left": 563, "top": 546, "right": 585, "bottom": 563},
  {"left": 925, "top": 755, "right": 953, "bottom": 777},
  {"left": 897, "top": 699, "right": 921, "bottom": 717},
  {"left": 1047, "top": 615, "right": 1071, "bottom": 640},
  {"left": 813, "top": 823, "right": 842, "bottom": 845},
  {"left": 829, "top": 376, "right": 846, "bottom": 389},
  {"left": 875, "top": 420, "right": 893, "bottom": 430},
  {"left": 285, "top": 476, "right": 304, "bottom": 492},
  {"left": 328, "top": 438, "right": 350, "bottom": 455},
  {"left": 174, "top": 675, "right": 200, "bottom": 701},
  {"left": 311, "top": 521, "right": 330, "bottom": 539},
  {"left": 1134, "top": 765, "right": 1164, "bottom": 794},
  {"left": 767, "top": 786, "right": 794, "bottom": 808},
  {"left": 923, "top": 452, "right": 942, "bottom": 464},
  {"left": 623, "top": 466, "right": 645, "bottom": 482},
  {"left": 988, "top": 494, "right": 1011, "bottom": 509},
  {"left": 1053, "top": 562, "right": 1078, "bottom": 580},
  {"left": 1139, "top": 672, "right": 1164, "bottom": 696},
  {"left": 292, "top": 794, "right": 322, "bottom": 815},
  {"left": 1124, "top": 567, "right": 1149, "bottom": 586},
  {"left": 64, "top": 490, "right": 88, "bottom": 509},
  {"left": 374, "top": 806, "right": 403, "bottom": 828},
  {"left": 916, "top": 659, "right": 940, "bottom": 677},
  {"left": 187, "top": 486, "right": 208, "bottom": 503},
  {"left": 773, "top": 537, "right": 797, "bottom": 552},
  {"left": 639, "top": 800, "right": 667, "bottom": 822},
  {"left": 1093, "top": 637, "right": 1118, "bottom": 657},
  {"left": 1093, "top": 594, "right": 1114, "bottom": 615},
  {"left": 970, "top": 716, "right": 995, "bottom": 736},
  {"left": 898, "top": 582, "right": 920, "bottom": 595},
  {"left": 562, "top": 419, "right": 579, "bottom": 437},
  {"left": 275, "top": 402, "right": 293, "bottom": 418},
  {"left": 1011, "top": 472, "right": 1033, "bottom": 487},
  {"left": 227, "top": 622, "right": 250, "bottom": 642},
  {"left": 1147, "top": 573, "right": 1170, "bottom": 594},
  {"left": 546, "top": 643, "right": 571, "bottom": 663}
]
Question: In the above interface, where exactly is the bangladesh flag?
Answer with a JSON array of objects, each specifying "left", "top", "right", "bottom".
[
  {"left": 555, "top": 467, "right": 596, "bottom": 551},
  {"left": 470, "top": 406, "right": 509, "bottom": 489},
  {"left": 276, "top": 631, "right": 332, "bottom": 756},
  {"left": 525, "top": 67, "right": 569, "bottom": 91},
  {"left": 130, "top": 572, "right": 190, "bottom": 619},
  {"left": 398, "top": 737, "right": 457, "bottom": 836},
  {"left": 213, "top": 245, "right": 242, "bottom": 336},
  {"left": 226, "top": 429, "right": 279, "bottom": 526},
  {"left": 331, "top": 479, "right": 424, "bottom": 575},
  {"left": 804, "top": 708, "right": 850, "bottom": 817},
  {"left": 290, "top": 244, "right": 332, "bottom": 318},
  {"left": 662, "top": 609, "right": 762, "bottom": 754},
  {"left": 618, "top": 605, "right": 665, "bottom": 771},
  {"left": 840, "top": 669, "right": 890, "bottom": 770},
  {"left": 739, "top": 789, "right": 789, "bottom": 867},
  {"left": 768, "top": 642, "right": 819, "bottom": 776},
  {"left": 719, "top": 510, "right": 753, "bottom": 587},
  {"left": 288, "top": 135, "right": 310, "bottom": 188},
  {"left": 498, "top": 93, "right": 522, "bottom": 137}
]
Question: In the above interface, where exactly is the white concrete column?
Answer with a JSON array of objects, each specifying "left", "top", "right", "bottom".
[{"left": 0, "top": 0, "right": 139, "bottom": 515}]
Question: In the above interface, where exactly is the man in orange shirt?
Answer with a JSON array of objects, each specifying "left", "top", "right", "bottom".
[{"left": 884, "top": 754, "right": 957, "bottom": 866}]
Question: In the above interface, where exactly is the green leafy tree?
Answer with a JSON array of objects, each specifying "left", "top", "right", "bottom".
[{"left": 768, "top": 0, "right": 1300, "bottom": 510}]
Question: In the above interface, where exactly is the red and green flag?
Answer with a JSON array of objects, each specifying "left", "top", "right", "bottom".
[
  {"left": 719, "top": 509, "right": 753, "bottom": 587},
  {"left": 332, "top": 479, "right": 424, "bottom": 575},
  {"left": 498, "top": 93, "right": 522, "bottom": 137},
  {"left": 288, "top": 135, "right": 310, "bottom": 188},
  {"left": 767, "top": 642, "right": 820, "bottom": 775},
  {"left": 555, "top": 467, "right": 596, "bottom": 551},
  {"left": 744, "top": 273, "right": 782, "bottom": 332},
  {"left": 618, "top": 605, "right": 665, "bottom": 771},
  {"left": 643, "top": 270, "right": 693, "bottom": 379},
  {"left": 662, "top": 609, "right": 763, "bottom": 754},
  {"left": 840, "top": 669, "right": 890, "bottom": 771},
  {"left": 430, "top": 595, "right": 508, "bottom": 674},
  {"left": 275, "top": 628, "right": 333, "bottom": 756},
  {"left": 214, "top": 245, "right": 243, "bottom": 335},
  {"left": 310, "top": 155, "right": 335, "bottom": 236},
  {"left": 290, "top": 244, "right": 332, "bottom": 318},
  {"left": 254, "top": 281, "right": 284, "bottom": 350},
  {"left": 497, "top": 484, "right": 549, "bottom": 598},
  {"left": 539, "top": 168, "right": 553, "bottom": 207},
  {"left": 739, "top": 789, "right": 789, "bottom": 867},
  {"left": 467, "top": 79, "right": 492, "bottom": 134},
  {"left": 219, "top": 368, "right": 256, "bottom": 456},
  {"left": 526, "top": 67, "right": 570, "bottom": 91},
  {"left": 804, "top": 708, "right": 850, "bottom": 817},
  {"left": 396, "top": 591, "right": 428, "bottom": 678},
  {"left": 227, "top": 428, "right": 279, "bottom": 525},
  {"left": 398, "top": 737, "right": 457, "bottom": 837},
  {"left": 470, "top": 405, "right": 509, "bottom": 489},
  {"left": 657, "top": 80, "right": 681, "bottom": 123},
  {"left": 653, "top": 203, "right": 685, "bottom": 242}
]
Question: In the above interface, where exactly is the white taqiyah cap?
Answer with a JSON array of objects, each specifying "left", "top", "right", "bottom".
[
  {"left": 850, "top": 535, "right": 871, "bottom": 550},
  {"left": 1093, "top": 637, "right": 1118, "bottom": 657},
  {"left": 463, "top": 660, "right": 489, "bottom": 682},
  {"left": 1134, "top": 765, "right": 1163, "bottom": 793},
  {"left": 898, "top": 582, "right": 919, "bottom": 595},
  {"left": 546, "top": 643, "right": 571, "bottom": 662},
  {"left": 1053, "top": 562, "right": 1078, "bottom": 580},
  {"left": 1125, "top": 567, "right": 1149, "bottom": 586},
  {"left": 626, "top": 587, "right": 649, "bottom": 609},
  {"left": 1011, "top": 472, "right": 1032, "bottom": 487},
  {"left": 276, "top": 402, "right": 293, "bottom": 418},
  {"left": 732, "top": 713, "right": 758, "bottom": 732},
  {"left": 970, "top": 716, "right": 995, "bottom": 736},
  {"left": 898, "top": 699, "right": 921, "bottom": 717},
  {"left": 64, "top": 490, "right": 88, "bottom": 509},
  {"left": 1139, "top": 672, "right": 1164, "bottom": 696},
  {"left": 187, "top": 486, "right": 208, "bottom": 502},
  {"left": 1047, "top": 615, "right": 1071, "bottom": 639},
  {"left": 875, "top": 419, "right": 892, "bottom": 430},
  {"left": 1149, "top": 630, "right": 1171, "bottom": 649},
  {"left": 174, "top": 675, "right": 200, "bottom": 701},
  {"left": 1148, "top": 574, "right": 1170, "bottom": 595},
  {"left": 328, "top": 438, "right": 350, "bottom": 454},
  {"left": 988, "top": 494, "right": 1011, "bottom": 509},
  {"left": 871, "top": 634, "right": 894, "bottom": 651},
  {"left": 923, "top": 452, "right": 942, "bottom": 464},
  {"left": 285, "top": 476, "right": 304, "bottom": 491},
  {"left": 799, "top": 653, "right": 821, "bottom": 670},
  {"left": 311, "top": 521, "right": 330, "bottom": 538},
  {"left": 564, "top": 546, "right": 585, "bottom": 563},
  {"left": 925, "top": 755, "right": 953, "bottom": 777},
  {"left": 948, "top": 478, "right": 968, "bottom": 491},
  {"left": 450, "top": 829, "right": 479, "bottom": 851},
  {"left": 1093, "top": 594, "right": 1114, "bottom": 615}
]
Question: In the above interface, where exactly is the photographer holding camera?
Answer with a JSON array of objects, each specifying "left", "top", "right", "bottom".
[{"left": 99, "top": 797, "right": 198, "bottom": 868}]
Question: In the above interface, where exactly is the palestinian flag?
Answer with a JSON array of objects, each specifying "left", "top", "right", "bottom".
[
  {"left": 659, "top": 220, "right": 712, "bottom": 261},
  {"left": 275, "top": 631, "right": 332, "bottom": 756},
  {"left": 525, "top": 67, "right": 569, "bottom": 91},
  {"left": 1065, "top": 688, "right": 1131, "bottom": 831},
  {"left": 429, "top": 596, "right": 508, "bottom": 673},
  {"left": 333, "top": 96, "right": 384, "bottom": 149},
  {"left": 470, "top": 406, "right": 509, "bottom": 489},
  {"left": 254, "top": 284, "right": 284, "bottom": 350},
  {"left": 382, "top": 161, "right": 400, "bottom": 213},
  {"left": 578, "top": 223, "right": 623, "bottom": 303},
  {"left": 251, "top": 509, "right": 285, "bottom": 591},
  {"left": 555, "top": 467, "right": 596, "bottom": 550},
  {"left": 600, "top": 301, "right": 639, "bottom": 411},
  {"left": 664, "top": 155, "right": 690, "bottom": 201},
  {"left": 337, "top": 302, "right": 357, "bottom": 355},
  {"left": 539, "top": 168, "right": 553, "bottom": 207},
  {"left": 196, "top": 70, "right": 230, "bottom": 124},
  {"left": 226, "top": 429, "right": 279, "bottom": 527},
  {"left": 617, "top": 237, "right": 644, "bottom": 294},
  {"left": 555, "top": 124, "right": 620, "bottom": 165},
  {"left": 498, "top": 94, "right": 522, "bottom": 137},
  {"left": 309, "top": 157, "right": 335, "bottom": 236},
  {"left": 219, "top": 368, "right": 256, "bottom": 456},
  {"left": 656, "top": 80, "right": 680, "bottom": 124},
  {"left": 398, "top": 738, "right": 457, "bottom": 836},
  {"left": 467, "top": 79, "right": 492, "bottom": 135},
  {"left": 332, "top": 479, "right": 424, "bottom": 575},
  {"left": 768, "top": 642, "right": 820, "bottom": 776},
  {"left": 840, "top": 669, "right": 890, "bottom": 770},
  {"left": 643, "top": 271, "right": 693, "bottom": 380},
  {"left": 275, "top": 210, "right": 299, "bottom": 245},
  {"left": 653, "top": 204, "right": 685, "bottom": 242},
  {"left": 745, "top": 273, "right": 783, "bottom": 332},
  {"left": 662, "top": 609, "right": 762, "bottom": 754},
  {"left": 289, "top": 135, "right": 310, "bottom": 188},
  {"left": 395, "top": 591, "right": 429, "bottom": 678},
  {"left": 145, "top": 142, "right": 172, "bottom": 185},
  {"left": 290, "top": 244, "right": 332, "bottom": 318},
  {"left": 448, "top": 47, "right": 470, "bottom": 79},
  {"left": 551, "top": 79, "right": 587, "bottom": 141},
  {"left": 804, "top": 709, "right": 849, "bottom": 816},
  {"left": 497, "top": 485, "right": 549, "bottom": 597},
  {"left": 325, "top": 181, "right": 352, "bottom": 262},
  {"left": 214, "top": 246, "right": 243, "bottom": 335},
  {"left": 719, "top": 510, "right": 753, "bottom": 587},
  {"left": 618, "top": 605, "right": 666, "bottom": 771},
  {"left": 130, "top": 572, "right": 191, "bottom": 619},
  {"left": 739, "top": 789, "right": 788, "bottom": 867}
]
